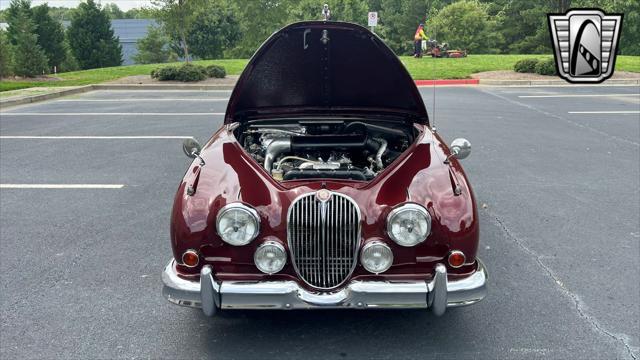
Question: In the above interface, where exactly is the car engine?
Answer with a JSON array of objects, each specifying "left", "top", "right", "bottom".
[{"left": 235, "top": 120, "right": 415, "bottom": 181}]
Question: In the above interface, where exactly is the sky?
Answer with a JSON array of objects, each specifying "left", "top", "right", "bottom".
[{"left": 0, "top": 0, "right": 152, "bottom": 11}]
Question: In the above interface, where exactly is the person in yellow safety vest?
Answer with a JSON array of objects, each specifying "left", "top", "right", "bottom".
[{"left": 413, "top": 23, "right": 428, "bottom": 58}]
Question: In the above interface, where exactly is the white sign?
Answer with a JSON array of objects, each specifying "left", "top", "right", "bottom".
[{"left": 368, "top": 12, "right": 378, "bottom": 27}]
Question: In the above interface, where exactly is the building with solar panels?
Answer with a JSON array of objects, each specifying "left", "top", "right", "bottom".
[{"left": 0, "top": 19, "right": 156, "bottom": 66}]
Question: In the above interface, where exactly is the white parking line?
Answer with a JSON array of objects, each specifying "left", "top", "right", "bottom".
[
  {"left": 568, "top": 111, "right": 640, "bottom": 114},
  {"left": 57, "top": 98, "right": 230, "bottom": 102},
  {"left": 0, "top": 112, "right": 224, "bottom": 116},
  {"left": 0, "top": 136, "right": 194, "bottom": 139},
  {"left": 0, "top": 184, "right": 125, "bottom": 189},
  {"left": 519, "top": 94, "right": 640, "bottom": 98}
]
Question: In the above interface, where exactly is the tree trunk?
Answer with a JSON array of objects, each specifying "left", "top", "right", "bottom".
[{"left": 181, "top": 32, "right": 190, "bottom": 63}]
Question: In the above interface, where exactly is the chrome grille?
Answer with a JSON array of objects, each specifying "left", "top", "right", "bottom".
[{"left": 287, "top": 192, "right": 360, "bottom": 289}]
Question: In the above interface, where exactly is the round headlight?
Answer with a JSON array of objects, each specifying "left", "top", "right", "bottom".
[
  {"left": 360, "top": 241, "right": 393, "bottom": 274},
  {"left": 386, "top": 203, "right": 431, "bottom": 247},
  {"left": 254, "top": 241, "right": 286, "bottom": 274},
  {"left": 216, "top": 203, "right": 260, "bottom": 246}
]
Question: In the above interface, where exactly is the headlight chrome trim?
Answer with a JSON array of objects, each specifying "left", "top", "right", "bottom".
[
  {"left": 360, "top": 241, "right": 394, "bottom": 274},
  {"left": 216, "top": 202, "right": 261, "bottom": 246},
  {"left": 254, "top": 240, "right": 287, "bottom": 275},
  {"left": 386, "top": 203, "right": 432, "bottom": 247}
]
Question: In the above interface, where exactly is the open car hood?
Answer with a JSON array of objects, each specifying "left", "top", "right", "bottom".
[{"left": 225, "top": 21, "right": 429, "bottom": 125}]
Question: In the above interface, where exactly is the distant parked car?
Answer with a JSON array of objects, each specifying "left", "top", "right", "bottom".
[{"left": 162, "top": 21, "right": 487, "bottom": 316}]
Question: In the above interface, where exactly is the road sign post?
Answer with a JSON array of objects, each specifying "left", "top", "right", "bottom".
[{"left": 368, "top": 12, "right": 378, "bottom": 33}]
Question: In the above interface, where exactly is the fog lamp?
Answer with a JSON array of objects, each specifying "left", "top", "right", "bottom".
[
  {"left": 254, "top": 241, "right": 286, "bottom": 274},
  {"left": 448, "top": 250, "right": 466, "bottom": 268},
  {"left": 360, "top": 241, "right": 393, "bottom": 274},
  {"left": 181, "top": 249, "right": 200, "bottom": 268}
]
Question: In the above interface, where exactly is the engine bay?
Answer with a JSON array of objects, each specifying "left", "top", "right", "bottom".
[{"left": 234, "top": 120, "right": 416, "bottom": 181}]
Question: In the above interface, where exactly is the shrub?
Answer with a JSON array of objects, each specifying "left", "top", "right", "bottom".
[
  {"left": 534, "top": 58, "right": 557, "bottom": 76},
  {"left": 151, "top": 65, "right": 178, "bottom": 80},
  {"left": 151, "top": 63, "right": 207, "bottom": 82},
  {"left": 205, "top": 64, "right": 226, "bottom": 78},
  {"left": 514, "top": 58, "right": 539, "bottom": 73}
]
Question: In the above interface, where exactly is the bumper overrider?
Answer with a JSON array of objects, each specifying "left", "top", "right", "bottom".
[{"left": 161, "top": 259, "right": 488, "bottom": 316}]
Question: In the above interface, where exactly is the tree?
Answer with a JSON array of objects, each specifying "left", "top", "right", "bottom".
[
  {"left": 123, "top": 8, "right": 154, "bottom": 19},
  {"left": 67, "top": 0, "right": 122, "bottom": 69},
  {"left": 225, "top": 0, "right": 290, "bottom": 58},
  {"left": 151, "top": 0, "right": 206, "bottom": 62},
  {"left": 31, "top": 4, "right": 66, "bottom": 70},
  {"left": 427, "top": 0, "right": 503, "bottom": 53},
  {"left": 187, "top": 2, "right": 240, "bottom": 59},
  {"left": 134, "top": 25, "right": 173, "bottom": 64},
  {"left": 5, "top": 0, "right": 33, "bottom": 46},
  {"left": 103, "top": 3, "right": 125, "bottom": 19},
  {"left": 573, "top": 0, "right": 639, "bottom": 55},
  {"left": 0, "top": 29, "right": 13, "bottom": 77},
  {"left": 375, "top": 0, "right": 431, "bottom": 55},
  {"left": 48, "top": 6, "right": 76, "bottom": 21},
  {"left": 289, "top": 0, "right": 369, "bottom": 24},
  {"left": 11, "top": 11, "right": 49, "bottom": 77},
  {"left": 483, "top": 0, "right": 551, "bottom": 54},
  {"left": 59, "top": 39, "right": 80, "bottom": 72}
]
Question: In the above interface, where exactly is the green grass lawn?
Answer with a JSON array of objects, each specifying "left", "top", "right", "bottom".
[{"left": 1, "top": 55, "right": 638, "bottom": 92}]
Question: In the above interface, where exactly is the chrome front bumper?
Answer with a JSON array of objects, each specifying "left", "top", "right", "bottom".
[{"left": 161, "top": 259, "right": 488, "bottom": 316}]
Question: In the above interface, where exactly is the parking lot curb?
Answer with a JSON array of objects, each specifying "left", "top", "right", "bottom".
[
  {"left": 0, "top": 84, "right": 237, "bottom": 109},
  {"left": 479, "top": 79, "right": 640, "bottom": 86},
  {"left": 0, "top": 85, "right": 94, "bottom": 109},
  {"left": 415, "top": 79, "right": 479, "bottom": 86},
  {"left": 92, "top": 84, "right": 237, "bottom": 91}
]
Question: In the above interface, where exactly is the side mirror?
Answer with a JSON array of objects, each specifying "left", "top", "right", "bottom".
[
  {"left": 182, "top": 138, "right": 202, "bottom": 159},
  {"left": 450, "top": 138, "right": 471, "bottom": 160}
]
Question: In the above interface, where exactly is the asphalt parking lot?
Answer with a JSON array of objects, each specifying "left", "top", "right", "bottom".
[{"left": 1, "top": 85, "right": 638, "bottom": 359}]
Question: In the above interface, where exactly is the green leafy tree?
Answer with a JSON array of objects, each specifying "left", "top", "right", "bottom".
[
  {"left": 374, "top": 0, "right": 431, "bottom": 55},
  {"left": 11, "top": 11, "right": 49, "bottom": 77},
  {"left": 574, "top": 0, "right": 639, "bottom": 55},
  {"left": 5, "top": 0, "right": 33, "bottom": 45},
  {"left": 48, "top": 6, "right": 76, "bottom": 21},
  {"left": 427, "top": 0, "right": 503, "bottom": 53},
  {"left": 484, "top": 0, "right": 551, "bottom": 54},
  {"left": 0, "top": 29, "right": 14, "bottom": 77},
  {"left": 123, "top": 8, "right": 154, "bottom": 19},
  {"left": 187, "top": 1, "right": 241, "bottom": 59},
  {"left": 103, "top": 3, "right": 125, "bottom": 19},
  {"left": 225, "top": 0, "right": 290, "bottom": 58},
  {"left": 289, "top": 0, "right": 369, "bottom": 24},
  {"left": 59, "top": 39, "right": 80, "bottom": 72},
  {"left": 134, "top": 25, "right": 173, "bottom": 64},
  {"left": 31, "top": 4, "right": 67, "bottom": 70},
  {"left": 151, "top": 0, "right": 206, "bottom": 62},
  {"left": 67, "top": 0, "right": 122, "bottom": 69}
]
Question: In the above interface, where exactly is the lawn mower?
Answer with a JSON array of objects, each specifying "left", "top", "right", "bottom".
[{"left": 425, "top": 40, "right": 467, "bottom": 58}]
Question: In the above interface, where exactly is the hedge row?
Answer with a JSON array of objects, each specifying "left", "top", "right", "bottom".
[
  {"left": 150, "top": 63, "right": 226, "bottom": 82},
  {"left": 513, "top": 58, "right": 557, "bottom": 76}
]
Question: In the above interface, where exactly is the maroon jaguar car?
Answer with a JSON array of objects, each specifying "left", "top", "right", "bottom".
[{"left": 162, "top": 21, "right": 487, "bottom": 316}]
